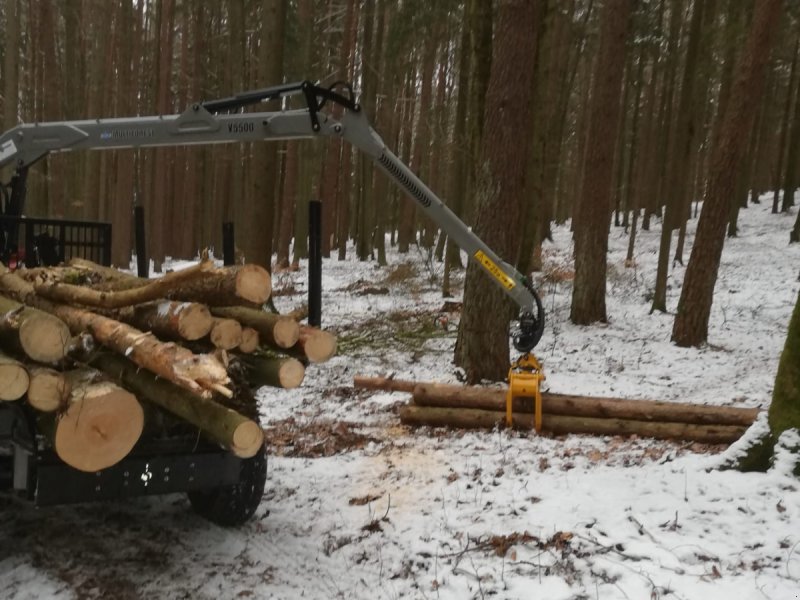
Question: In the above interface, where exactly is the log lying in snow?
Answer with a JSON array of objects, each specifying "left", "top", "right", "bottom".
[
  {"left": 27, "top": 367, "right": 71, "bottom": 412},
  {"left": 211, "top": 306, "right": 299, "bottom": 349},
  {"left": 90, "top": 352, "right": 263, "bottom": 458},
  {"left": 0, "top": 294, "right": 71, "bottom": 363},
  {"left": 398, "top": 406, "right": 748, "bottom": 444},
  {"left": 0, "top": 270, "right": 231, "bottom": 398},
  {"left": 47, "top": 370, "right": 144, "bottom": 472},
  {"left": 354, "top": 377, "right": 760, "bottom": 427},
  {"left": 0, "top": 351, "right": 29, "bottom": 401}
]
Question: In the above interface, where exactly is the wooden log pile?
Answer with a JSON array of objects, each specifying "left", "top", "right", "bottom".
[
  {"left": 0, "top": 258, "right": 337, "bottom": 473},
  {"left": 353, "top": 376, "right": 760, "bottom": 445}
]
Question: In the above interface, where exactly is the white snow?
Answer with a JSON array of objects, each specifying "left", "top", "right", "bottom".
[{"left": 2, "top": 199, "right": 800, "bottom": 599}]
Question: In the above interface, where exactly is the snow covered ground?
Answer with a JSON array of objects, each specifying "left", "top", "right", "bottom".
[{"left": 2, "top": 199, "right": 800, "bottom": 600}]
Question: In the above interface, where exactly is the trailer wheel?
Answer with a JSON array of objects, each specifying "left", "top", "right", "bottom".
[{"left": 187, "top": 444, "right": 267, "bottom": 526}]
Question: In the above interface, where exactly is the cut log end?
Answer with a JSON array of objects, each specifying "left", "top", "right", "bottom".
[
  {"left": 175, "top": 302, "right": 214, "bottom": 340},
  {"left": 236, "top": 265, "right": 272, "bottom": 304},
  {"left": 27, "top": 368, "right": 71, "bottom": 412},
  {"left": 0, "top": 361, "right": 29, "bottom": 401},
  {"left": 279, "top": 358, "right": 305, "bottom": 389},
  {"left": 300, "top": 329, "right": 337, "bottom": 363},
  {"left": 210, "top": 318, "right": 243, "bottom": 350},
  {"left": 18, "top": 313, "right": 71, "bottom": 363},
  {"left": 238, "top": 327, "right": 259, "bottom": 353},
  {"left": 273, "top": 318, "right": 301, "bottom": 348},
  {"left": 54, "top": 384, "right": 144, "bottom": 472},
  {"left": 231, "top": 421, "right": 264, "bottom": 458}
]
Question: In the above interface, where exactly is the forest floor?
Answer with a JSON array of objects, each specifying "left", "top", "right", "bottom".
[{"left": 2, "top": 199, "right": 800, "bottom": 600}]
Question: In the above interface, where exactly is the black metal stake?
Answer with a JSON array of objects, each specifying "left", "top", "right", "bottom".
[
  {"left": 222, "top": 222, "right": 235, "bottom": 266},
  {"left": 308, "top": 199, "right": 322, "bottom": 327},
  {"left": 134, "top": 205, "right": 147, "bottom": 278}
]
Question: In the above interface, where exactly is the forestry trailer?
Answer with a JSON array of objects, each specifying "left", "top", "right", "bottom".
[{"left": 0, "top": 81, "right": 545, "bottom": 525}]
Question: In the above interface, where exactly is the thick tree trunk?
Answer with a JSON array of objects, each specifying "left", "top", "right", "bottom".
[
  {"left": 90, "top": 353, "right": 263, "bottom": 458},
  {"left": 570, "top": 0, "right": 632, "bottom": 324},
  {"left": 0, "top": 295, "right": 71, "bottom": 363},
  {"left": 0, "top": 351, "right": 29, "bottom": 401},
  {"left": 454, "top": 0, "right": 540, "bottom": 383},
  {"left": 48, "top": 370, "right": 144, "bottom": 472},
  {"left": 672, "top": 0, "right": 783, "bottom": 347},
  {"left": 26, "top": 367, "right": 71, "bottom": 413},
  {"left": 210, "top": 306, "right": 299, "bottom": 349},
  {"left": 399, "top": 406, "right": 746, "bottom": 444}
]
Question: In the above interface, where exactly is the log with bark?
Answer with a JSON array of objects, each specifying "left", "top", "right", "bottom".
[
  {"left": 0, "top": 270, "right": 231, "bottom": 398},
  {"left": 211, "top": 306, "right": 299, "bottom": 349},
  {"left": 26, "top": 367, "right": 71, "bottom": 412},
  {"left": 114, "top": 301, "right": 214, "bottom": 341},
  {"left": 0, "top": 350, "right": 29, "bottom": 401},
  {"left": 399, "top": 406, "right": 748, "bottom": 444},
  {"left": 353, "top": 376, "right": 760, "bottom": 427},
  {"left": 0, "top": 295, "right": 71, "bottom": 363},
  {"left": 43, "top": 370, "right": 144, "bottom": 472},
  {"left": 239, "top": 355, "right": 305, "bottom": 389},
  {"left": 90, "top": 352, "right": 263, "bottom": 458}
]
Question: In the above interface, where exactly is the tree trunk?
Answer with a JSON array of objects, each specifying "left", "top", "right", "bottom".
[
  {"left": 399, "top": 406, "right": 746, "bottom": 444},
  {"left": 110, "top": 300, "right": 214, "bottom": 342},
  {"left": 672, "top": 0, "right": 783, "bottom": 347},
  {"left": 89, "top": 352, "right": 262, "bottom": 458},
  {"left": 454, "top": 0, "right": 540, "bottom": 383},
  {"left": 570, "top": 0, "right": 632, "bottom": 324}
]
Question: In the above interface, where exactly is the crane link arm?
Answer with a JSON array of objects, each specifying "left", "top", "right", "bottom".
[{"left": 0, "top": 80, "right": 544, "bottom": 352}]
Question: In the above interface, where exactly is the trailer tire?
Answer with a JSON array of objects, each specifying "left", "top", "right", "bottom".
[{"left": 187, "top": 444, "right": 267, "bottom": 526}]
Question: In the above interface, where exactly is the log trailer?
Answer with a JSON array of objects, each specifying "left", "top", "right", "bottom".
[{"left": 0, "top": 81, "right": 545, "bottom": 525}]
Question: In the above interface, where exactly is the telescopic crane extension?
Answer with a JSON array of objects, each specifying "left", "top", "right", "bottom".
[{"left": 0, "top": 81, "right": 546, "bottom": 423}]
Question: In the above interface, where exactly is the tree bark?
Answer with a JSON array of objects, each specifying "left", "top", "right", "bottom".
[
  {"left": 672, "top": 0, "right": 783, "bottom": 347},
  {"left": 110, "top": 301, "right": 214, "bottom": 342},
  {"left": 570, "top": 0, "right": 632, "bottom": 324},
  {"left": 454, "top": 0, "right": 541, "bottom": 383},
  {"left": 90, "top": 352, "right": 263, "bottom": 458},
  {"left": 239, "top": 356, "right": 305, "bottom": 389},
  {"left": 399, "top": 406, "right": 746, "bottom": 444}
]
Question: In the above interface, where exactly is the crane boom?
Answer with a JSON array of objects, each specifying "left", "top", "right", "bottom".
[{"left": 0, "top": 81, "right": 544, "bottom": 352}]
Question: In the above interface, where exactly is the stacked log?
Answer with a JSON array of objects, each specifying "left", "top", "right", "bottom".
[
  {"left": 0, "top": 258, "right": 337, "bottom": 472},
  {"left": 353, "top": 376, "right": 759, "bottom": 445}
]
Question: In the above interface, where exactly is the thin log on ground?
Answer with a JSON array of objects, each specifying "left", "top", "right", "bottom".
[
  {"left": 354, "top": 377, "right": 760, "bottom": 427},
  {"left": 399, "top": 406, "right": 747, "bottom": 444},
  {"left": 238, "top": 327, "right": 259, "bottom": 353},
  {"left": 239, "top": 355, "right": 305, "bottom": 389},
  {"left": 0, "top": 294, "right": 71, "bottom": 363},
  {"left": 90, "top": 352, "right": 263, "bottom": 458},
  {"left": 32, "top": 260, "right": 215, "bottom": 309},
  {"left": 209, "top": 317, "right": 243, "bottom": 350},
  {"left": 286, "top": 325, "right": 337, "bottom": 363},
  {"left": 0, "top": 271, "right": 230, "bottom": 398},
  {"left": 211, "top": 306, "right": 299, "bottom": 349},
  {"left": 412, "top": 384, "right": 759, "bottom": 427},
  {"left": 27, "top": 367, "right": 71, "bottom": 412},
  {"left": 0, "top": 350, "right": 29, "bottom": 401},
  {"left": 46, "top": 369, "right": 144, "bottom": 472},
  {"left": 113, "top": 301, "right": 214, "bottom": 341}
]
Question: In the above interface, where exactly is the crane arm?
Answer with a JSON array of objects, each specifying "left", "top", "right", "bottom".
[{"left": 0, "top": 81, "right": 544, "bottom": 352}]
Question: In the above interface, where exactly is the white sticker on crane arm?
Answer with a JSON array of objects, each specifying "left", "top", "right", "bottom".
[{"left": 0, "top": 139, "right": 17, "bottom": 162}]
